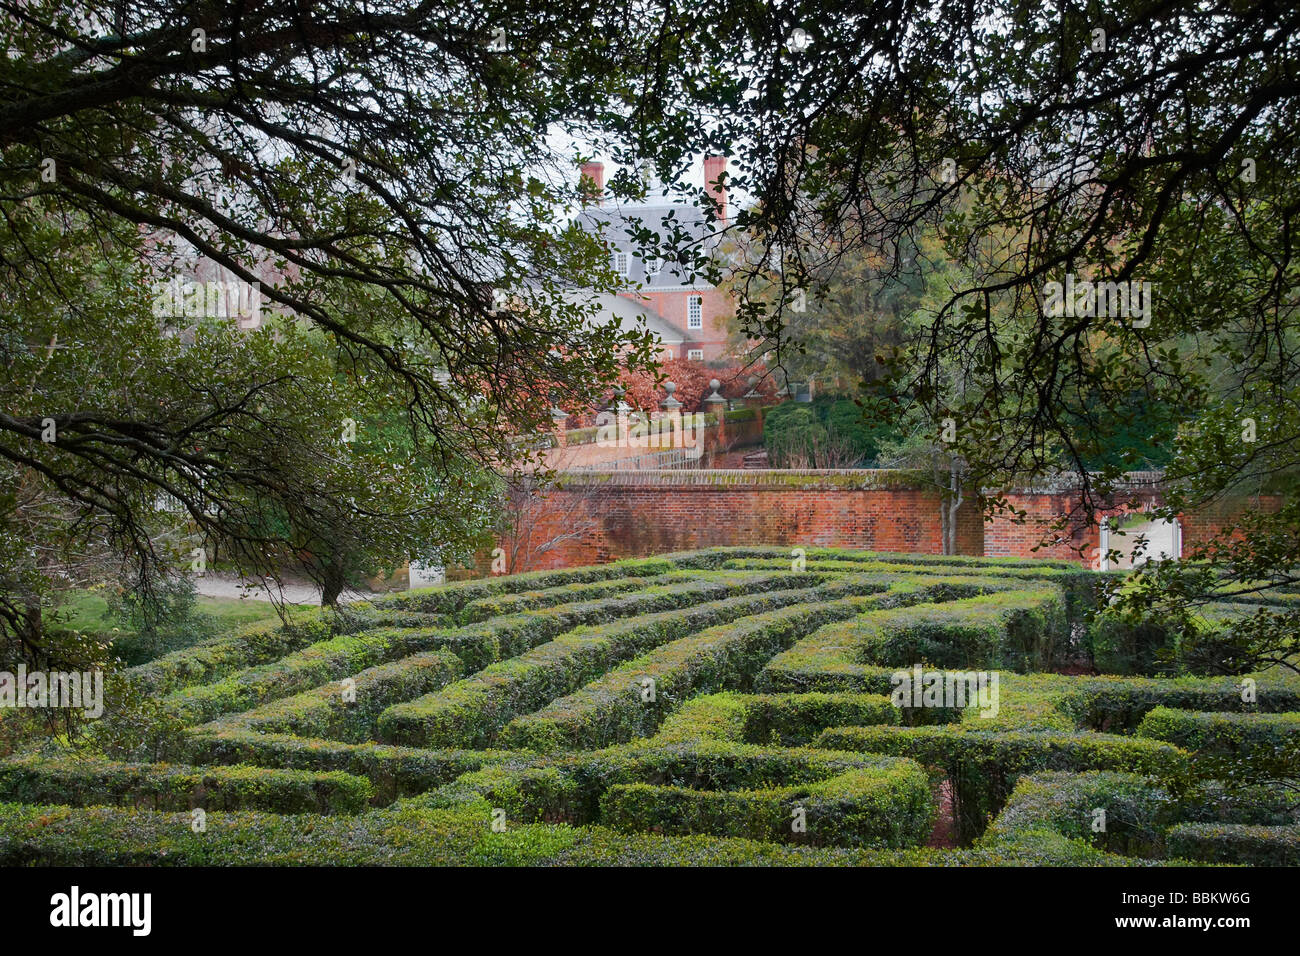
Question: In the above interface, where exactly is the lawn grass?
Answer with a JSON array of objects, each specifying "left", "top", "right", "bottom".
[{"left": 49, "top": 588, "right": 285, "bottom": 635}]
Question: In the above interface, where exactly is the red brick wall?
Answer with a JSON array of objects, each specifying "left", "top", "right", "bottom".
[
  {"left": 626, "top": 288, "right": 733, "bottom": 361},
  {"left": 984, "top": 486, "right": 1283, "bottom": 566},
  {"left": 499, "top": 471, "right": 984, "bottom": 572},
  {"left": 484, "top": 472, "right": 1284, "bottom": 575}
]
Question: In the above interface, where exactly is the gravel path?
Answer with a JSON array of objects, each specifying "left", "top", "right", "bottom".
[{"left": 192, "top": 572, "right": 368, "bottom": 606}]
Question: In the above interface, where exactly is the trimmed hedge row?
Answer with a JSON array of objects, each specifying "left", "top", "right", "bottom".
[
  {"left": 815, "top": 724, "right": 1186, "bottom": 843},
  {"left": 663, "top": 545, "right": 1080, "bottom": 571},
  {"left": 376, "top": 579, "right": 829, "bottom": 749},
  {"left": 422, "top": 739, "right": 933, "bottom": 849},
  {"left": 380, "top": 557, "right": 677, "bottom": 614},
  {"left": 184, "top": 728, "right": 504, "bottom": 803},
  {"left": 981, "top": 771, "right": 1172, "bottom": 857},
  {"left": 984, "top": 770, "right": 1300, "bottom": 864},
  {"left": 686, "top": 547, "right": 1102, "bottom": 624},
  {"left": 452, "top": 571, "right": 691, "bottom": 622},
  {"left": 171, "top": 572, "right": 802, "bottom": 724},
  {"left": 167, "top": 625, "right": 457, "bottom": 725},
  {"left": 128, "top": 612, "right": 338, "bottom": 698},
  {"left": 395, "top": 572, "right": 821, "bottom": 674},
  {"left": 1165, "top": 823, "right": 1300, "bottom": 865},
  {"left": 0, "top": 755, "right": 373, "bottom": 815},
  {"left": 217, "top": 649, "right": 463, "bottom": 743},
  {"left": 497, "top": 589, "right": 895, "bottom": 752},
  {"left": 130, "top": 558, "right": 684, "bottom": 698},
  {"left": 656, "top": 691, "right": 899, "bottom": 746},
  {"left": 0, "top": 800, "right": 1144, "bottom": 866},
  {"left": 1054, "top": 678, "right": 1300, "bottom": 733},
  {"left": 758, "top": 586, "right": 1068, "bottom": 694},
  {"left": 1085, "top": 602, "right": 1257, "bottom": 676},
  {"left": 1137, "top": 706, "right": 1300, "bottom": 759},
  {"left": 599, "top": 757, "right": 932, "bottom": 849}
]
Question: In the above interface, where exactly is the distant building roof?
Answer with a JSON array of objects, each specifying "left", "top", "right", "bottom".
[{"left": 578, "top": 198, "right": 720, "bottom": 291}]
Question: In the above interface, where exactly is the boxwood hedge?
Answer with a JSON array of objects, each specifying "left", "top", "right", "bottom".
[{"left": 0, "top": 756, "right": 373, "bottom": 815}]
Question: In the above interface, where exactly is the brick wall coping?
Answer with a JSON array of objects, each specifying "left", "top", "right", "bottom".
[
  {"left": 554, "top": 468, "right": 944, "bottom": 490},
  {"left": 552, "top": 468, "right": 1169, "bottom": 493}
]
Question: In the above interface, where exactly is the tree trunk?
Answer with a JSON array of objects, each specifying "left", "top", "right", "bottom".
[
  {"left": 320, "top": 560, "right": 347, "bottom": 607},
  {"left": 947, "top": 461, "right": 964, "bottom": 555}
]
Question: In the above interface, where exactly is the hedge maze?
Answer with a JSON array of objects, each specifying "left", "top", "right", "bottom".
[{"left": 2, "top": 547, "right": 1298, "bottom": 866}]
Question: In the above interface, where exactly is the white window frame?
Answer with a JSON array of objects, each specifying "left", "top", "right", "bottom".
[
  {"left": 688, "top": 348, "right": 704, "bottom": 361},
  {"left": 612, "top": 251, "right": 629, "bottom": 276},
  {"left": 687, "top": 295, "right": 703, "bottom": 329}
]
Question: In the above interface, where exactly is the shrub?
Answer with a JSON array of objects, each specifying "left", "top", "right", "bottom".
[
  {"left": 184, "top": 728, "right": 504, "bottom": 803},
  {"left": 1055, "top": 678, "right": 1300, "bottom": 733},
  {"left": 981, "top": 771, "right": 1172, "bottom": 858},
  {"left": 759, "top": 586, "right": 1069, "bottom": 695},
  {"left": 1137, "top": 706, "right": 1300, "bottom": 760},
  {"left": 498, "top": 590, "right": 889, "bottom": 752},
  {"left": 376, "top": 580, "right": 824, "bottom": 748},
  {"left": 425, "top": 740, "right": 933, "bottom": 849},
  {"left": 226, "top": 649, "right": 462, "bottom": 742},
  {"left": 816, "top": 725, "right": 1185, "bottom": 843},
  {"left": 0, "top": 755, "right": 373, "bottom": 815},
  {"left": 599, "top": 758, "right": 932, "bottom": 849},
  {"left": 658, "top": 691, "right": 899, "bottom": 746},
  {"left": 1165, "top": 823, "right": 1300, "bottom": 865}
]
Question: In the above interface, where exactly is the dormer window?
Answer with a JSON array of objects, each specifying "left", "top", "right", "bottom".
[{"left": 611, "top": 251, "right": 629, "bottom": 276}]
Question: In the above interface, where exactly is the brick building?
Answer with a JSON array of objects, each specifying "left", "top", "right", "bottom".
[{"left": 576, "top": 157, "right": 734, "bottom": 362}]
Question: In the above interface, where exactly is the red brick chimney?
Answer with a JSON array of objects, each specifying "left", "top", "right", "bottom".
[
  {"left": 580, "top": 161, "right": 604, "bottom": 206},
  {"left": 704, "top": 154, "right": 727, "bottom": 222}
]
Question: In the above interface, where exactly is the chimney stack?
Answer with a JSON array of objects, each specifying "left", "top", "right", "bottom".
[
  {"left": 704, "top": 154, "right": 728, "bottom": 222},
  {"left": 579, "top": 161, "right": 605, "bottom": 206}
]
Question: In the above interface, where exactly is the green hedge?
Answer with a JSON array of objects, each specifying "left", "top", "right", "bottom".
[
  {"left": 125, "top": 560, "right": 677, "bottom": 698},
  {"left": 981, "top": 771, "right": 1172, "bottom": 858},
  {"left": 1137, "top": 706, "right": 1300, "bottom": 759},
  {"left": 657, "top": 691, "right": 899, "bottom": 746},
  {"left": 0, "top": 756, "right": 373, "bottom": 815},
  {"left": 184, "top": 728, "right": 505, "bottom": 804},
  {"left": 222, "top": 649, "right": 462, "bottom": 743},
  {"left": 1165, "top": 823, "right": 1300, "bottom": 865},
  {"left": 1055, "top": 678, "right": 1300, "bottom": 733},
  {"left": 167, "top": 625, "right": 458, "bottom": 725},
  {"left": 453, "top": 572, "right": 686, "bottom": 622},
  {"left": 759, "top": 586, "right": 1068, "bottom": 696},
  {"left": 422, "top": 739, "right": 933, "bottom": 850},
  {"left": 128, "top": 613, "right": 337, "bottom": 698},
  {"left": 171, "top": 573, "right": 798, "bottom": 726},
  {"left": 377, "top": 579, "right": 826, "bottom": 749},
  {"left": 0, "top": 800, "right": 1142, "bottom": 866},
  {"left": 1085, "top": 604, "right": 1253, "bottom": 676},
  {"left": 599, "top": 757, "right": 932, "bottom": 849},
  {"left": 985, "top": 770, "right": 1300, "bottom": 863},
  {"left": 382, "top": 558, "right": 676, "bottom": 613},
  {"left": 816, "top": 725, "right": 1185, "bottom": 843},
  {"left": 497, "top": 588, "right": 894, "bottom": 752}
]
